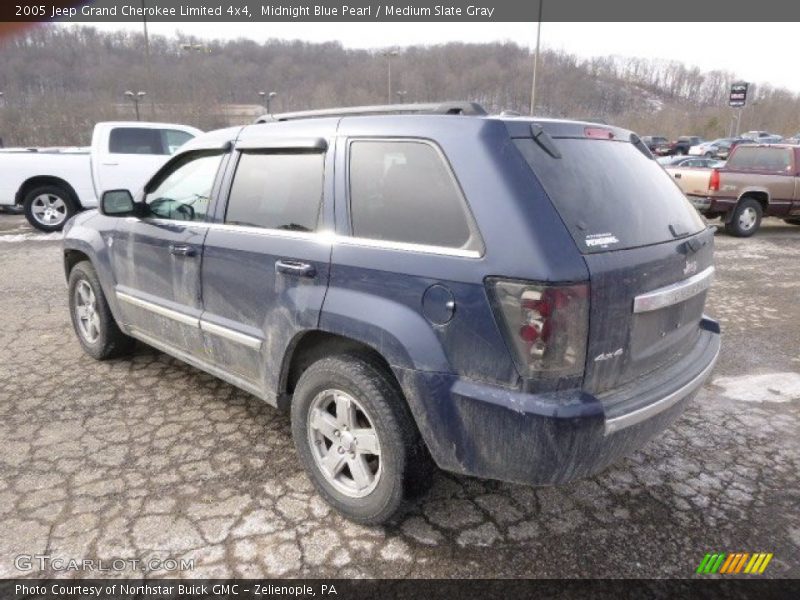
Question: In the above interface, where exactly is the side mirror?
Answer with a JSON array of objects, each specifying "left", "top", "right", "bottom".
[{"left": 100, "top": 189, "right": 136, "bottom": 216}]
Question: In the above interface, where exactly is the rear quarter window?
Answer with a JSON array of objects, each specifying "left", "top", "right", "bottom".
[
  {"left": 348, "top": 140, "right": 482, "bottom": 252},
  {"left": 109, "top": 127, "right": 165, "bottom": 155},
  {"left": 515, "top": 137, "right": 705, "bottom": 253}
]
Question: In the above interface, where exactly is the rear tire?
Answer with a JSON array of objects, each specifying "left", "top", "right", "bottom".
[
  {"left": 23, "top": 185, "right": 77, "bottom": 232},
  {"left": 68, "top": 261, "right": 135, "bottom": 360},
  {"left": 725, "top": 198, "right": 763, "bottom": 237},
  {"left": 291, "top": 354, "right": 433, "bottom": 524}
]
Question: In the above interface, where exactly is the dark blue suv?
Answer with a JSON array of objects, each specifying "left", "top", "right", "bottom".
[{"left": 63, "top": 103, "right": 721, "bottom": 524}]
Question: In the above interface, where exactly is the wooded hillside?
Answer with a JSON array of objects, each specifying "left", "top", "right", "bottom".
[{"left": 1, "top": 25, "right": 798, "bottom": 146}]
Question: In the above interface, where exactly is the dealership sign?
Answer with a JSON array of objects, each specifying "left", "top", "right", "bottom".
[{"left": 729, "top": 82, "right": 749, "bottom": 107}]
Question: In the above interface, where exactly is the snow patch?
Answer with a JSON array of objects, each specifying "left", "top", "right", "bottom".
[
  {"left": 713, "top": 373, "right": 800, "bottom": 403},
  {"left": 0, "top": 232, "right": 63, "bottom": 243}
]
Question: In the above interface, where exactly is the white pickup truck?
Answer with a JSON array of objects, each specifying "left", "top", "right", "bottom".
[{"left": 0, "top": 121, "right": 202, "bottom": 231}]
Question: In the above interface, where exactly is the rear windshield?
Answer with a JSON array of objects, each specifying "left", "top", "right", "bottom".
[{"left": 515, "top": 137, "right": 705, "bottom": 254}]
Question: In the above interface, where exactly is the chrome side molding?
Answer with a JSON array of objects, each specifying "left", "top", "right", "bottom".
[
  {"left": 116, "top": 289, "right": 262, "bottom": 350},
  {"left": 116, "top": 291, "right": 199, "bottom": 327},
  {"left": 200, "top": 320, "right": 262, "bottom": 350}
]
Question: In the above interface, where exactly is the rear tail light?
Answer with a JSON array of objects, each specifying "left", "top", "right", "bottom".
[
  {"left": 487, "top": 279, "right": 589, "bottom": 380},
  {"left": 709, "top": 168, "right": 720, "bottom": 191}
]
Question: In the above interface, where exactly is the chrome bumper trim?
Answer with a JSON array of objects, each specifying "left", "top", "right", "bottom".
[
  {"left": 604, "top": 342, "right": 720, "bottom": 435},
  {"left": 633, "top": 266, "right": 715, "bottom": 314}
]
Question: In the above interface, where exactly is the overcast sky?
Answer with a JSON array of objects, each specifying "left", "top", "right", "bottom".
[{"left": 76, "top": 22, "right": 800, "bottom": 93}]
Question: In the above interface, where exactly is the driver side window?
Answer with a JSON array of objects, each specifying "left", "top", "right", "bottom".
[{"left": 144, "top": 152, "right": 223, "bottom": 221}]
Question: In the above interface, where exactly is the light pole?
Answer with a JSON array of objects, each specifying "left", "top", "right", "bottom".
[
  {"left": 381, "top": 49, "right": 399, "bottom": 104},
  {"left": 258, "top": 91, "right": 277, "bottom": 114},
  {"left": 124, "top": 90, "right": 147, "bottom": 121},
  {"left": 530, "top": 0, "right": 544, "bottom": 115},
  {"left": 396, "top": 90, "right": 408, "bottom": 104}
]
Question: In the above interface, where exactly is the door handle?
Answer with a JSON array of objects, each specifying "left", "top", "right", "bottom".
[
  {"left": 674, "top": 173, "right": 682, "bottom": 179},
  {"left": 169, "top": 243, "right": 196, "bottom": 257},
  {"left": 102, "top": 162, "right": 119, "bottom": 166},
  {"left": 275, "top": 259, "right": 316, "bottom": 278}
]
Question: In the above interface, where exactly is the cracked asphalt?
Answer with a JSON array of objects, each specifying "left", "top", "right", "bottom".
[{"left": 0, "top": 214, "right": 797, "bottom": 579}]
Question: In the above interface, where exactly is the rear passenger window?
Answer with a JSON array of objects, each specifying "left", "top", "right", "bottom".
[
  {"left": 225, "top": 153, "right": 324, "bottom": 232},
  {"left": 109, "top": 127, "right": 164, "bottom": 154},
  {"left": 348, "top": 140, "right": 480, "bottom": 251}
]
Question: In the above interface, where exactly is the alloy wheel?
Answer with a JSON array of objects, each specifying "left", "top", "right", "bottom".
[{"left": 307, "top": 389, "right": 382, "bottom": 498}]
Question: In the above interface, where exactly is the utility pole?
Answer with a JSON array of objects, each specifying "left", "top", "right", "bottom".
[
  {"left": 381, "top": 50, "right": 399, "bottom": 104},
  {"left": 530, "top": 0, "right": 543, "bottom": 115},
  {"left": 141, "top": 0, "right": 155, "bottom": 119},
  {"left": 180, "top": 41, "right": 207, "bottom": 125}
]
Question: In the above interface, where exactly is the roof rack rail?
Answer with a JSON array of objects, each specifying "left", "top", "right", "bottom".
[{"left": 254, "top": 101, "right": 487, "bottom": 123}]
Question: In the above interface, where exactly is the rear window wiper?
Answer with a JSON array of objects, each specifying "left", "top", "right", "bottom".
[{"left": 530, "top": 123, "right": 561, "bottom": 159}]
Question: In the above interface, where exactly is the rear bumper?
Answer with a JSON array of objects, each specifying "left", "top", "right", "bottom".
[
  {"left": 687, "top": 194, "right": 737, "bottom": 214},
  {"left": 395, "top": 317, "right": 721, "bottom": 486}
]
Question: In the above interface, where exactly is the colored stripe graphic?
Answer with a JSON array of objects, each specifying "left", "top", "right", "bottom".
[
  {"left": 758, "top": 554, "right": 773, "bottom": 573},
  {"left": 733, "top": 553, "right": 749, "bottom": 573},
  {"left": 699, "top": 552, "right": 773, "bottom": 575},
  {"left": 699, "top": 553, "right": 727, "bottom": 574},
  {"left": 719, "top": 553, "right": 736, "bottom": 573}
]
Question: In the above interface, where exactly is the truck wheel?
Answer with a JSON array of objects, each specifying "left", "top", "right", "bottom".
[
  {"left": 291, "top": 354, "right": 433, "bottom": 524},
  {"left": 23, "top": 185, "right": 77, "bottom": 232},
  {"left": 725, "top": 198, "right": 763, "bottom": 237},
  {"left": 68, "top": 261, "right": 135, "bottom": 360}
]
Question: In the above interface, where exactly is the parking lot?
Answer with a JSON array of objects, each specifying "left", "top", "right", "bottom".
[{"left": 0, "top": 213, "right": 797, "bottom": 579}]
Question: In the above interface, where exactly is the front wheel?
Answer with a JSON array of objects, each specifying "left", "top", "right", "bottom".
[
  {"left": 23, "top": 185, "right": 77, "bottom": 232},
  {"left": 68, "top": 261, "right": 135, "bottom": 359},
  {"left": 725, "top": 198, "right": 763, "bottom": 237},
  {"left": 291, "top": 354, "right": 433, "bottom": 524}
]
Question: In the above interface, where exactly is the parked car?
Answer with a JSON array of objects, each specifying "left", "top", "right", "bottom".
[
  {"left": 662, "top": 157, "right": 726, "bottom": 195},
  {"left": 741, "top": 131, "right": 783, "bottom": 144},
  {"left": 688, "top": 137, "right": 750, "bottom": 159},
  {"left": 0, "top": 121, "right": 201, "bottom": 231},
  {"left": 657, "top": 156, "right": 722, "bottom": 168},
  {"left": 664, "top": 136, "right": 704, "bottom": 156},
  {"left": 715, "top": 137, "right": 753, "bottom": 160},
  {"left": 685, "top": 143, "right": 800, "bottom": 236},
  {"left": 62, "top": 103, "right": 720, "bottom": 524},
  {"left": 641, "top": 135, "right": 670, "bottom": 154},
  {"left": 786, "top": 133, "right": 800, "bottom": 145}
]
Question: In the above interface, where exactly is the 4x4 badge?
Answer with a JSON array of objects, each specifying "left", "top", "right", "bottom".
[{"left": 594, "top": 348, "right": 623, "bottom": 362}]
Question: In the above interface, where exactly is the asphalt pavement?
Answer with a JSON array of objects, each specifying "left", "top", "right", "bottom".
[{"left": 0, "top": 214, "right": 797, "bottom": 578}]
